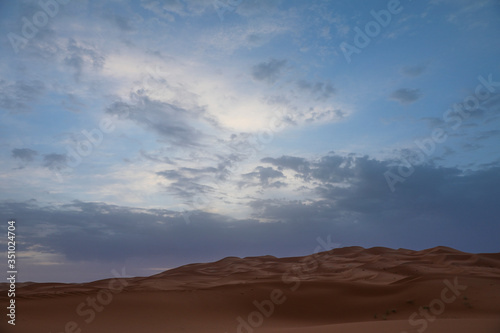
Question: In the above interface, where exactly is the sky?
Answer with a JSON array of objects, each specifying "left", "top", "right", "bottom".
[{"left": 0, "top": 0, "right": 499, "bottom": 283}]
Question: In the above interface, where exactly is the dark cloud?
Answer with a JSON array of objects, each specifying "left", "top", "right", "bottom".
[
  {"left": 251, "top": 59, "right": 287, "bottom": 84},
  {"left": 418, "top": 91, "right": 500, "bottom": 144},
  {"left": 390, "top": 88, "right": 423, "bottom": 105},
  {"left": 261, "top": 154, "right": 357, "bottom": 182},
  {"left": 2, "top": 154, "right": 499, "bottom": 282},
  {"left": 461, "top": 142, "right": 482, "bottom": 151},
  {"left": 140, "top": 150, "right": 175, "bottom": 164},
  {"left": 61, "top": 93, "right": 86, "bottom": 113},
  {"left": 157, "top": 169, "right": 183, "bottom": 180},
  {"left": 181, "top": 166, "right": 220, "bottom": 176},
  {"left": 479, "top": 91, "right": 500, "bottom": 124},
  {"left": 257, "top": 153, "right": 500, "bottom": 252},
  {"left": 157, "top": 166, "right": 219, "bottom": 181},
  {"left": 156, "top": 166, "right": 225, "bottom": 201},
  {"left": 296, "top": 80, "right": 336, "bottom": 100},
  {"left": 12, "top": 148, "right": 38, "bottom": 163},
  {"left": 242, "top": 166, "right": 286, "bottom": 188},
  {"left": 140, "top": 0, "right": 211, "bottom": 20},
  {"left": 420, "top": 117, "right": 445, "bottom": 128},
  {"left": 442, "top": 146, "right": 456, "bottom": 157},
  {"left": 480, "top": 89, "right": 500, "bottom": 110},
  {"left": 0, "top": 80, "right": 45, "bottom": 112},
  {"left": 473, "top": 129, "right": 500, "bottom": 141},
  {"left": 225, "top": 132, "right": 269, "bottom": 158},
  {"left": 64, "top": 38, "right": 105, "bottom": 80},
  {"left": 42, "top": 153, "right": 67, "bottom": 170},
  {"left": 0, "top": 200, "right": 334, "bottom": 276},
  {"left": 157, "top": 171, "right": 213, "bottom": 200},
  {"left": 261, "top": 155, "right": 310, "bottom": 173},
  {"left": 401, "top": 63, "right": 429, "bottom": 77},
  {"left": 304, "top": 108, "right": 345, "bottom": 123},
  {"left": 105, "top": 93, "right": 208, "bottom": 148},
  {"left": 111, "top": 14, "right": 137, "bottom": 31}
]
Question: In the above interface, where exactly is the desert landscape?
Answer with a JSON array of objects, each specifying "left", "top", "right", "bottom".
[{"left": 2, "top": 246, "right": 499, "bottom": 333}]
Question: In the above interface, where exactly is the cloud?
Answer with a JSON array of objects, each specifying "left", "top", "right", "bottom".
[
  {"left": 262, "top": 154, "right": 360, "bottom": 184},
  {"left": 473, "top": 129, "right": 500, "bottom": 141},
  {"left": 140, "top": 150, "right": 175, "bottom": 164},
  {"left": 0, "top": 80, "right": 45, "bottom": 113},
  {"left": 257, "top": 152, "right": 500, "bottom": 249},
  {"left": 401, "top": 63, "right": 429, "bottom": 77},
  {"left": 140, "top": 0, "right": 213, "bottom": 20},
  {"left": 141, "top": 0, "right": 183, "bottom": 16},
  {"left": 12, "top": 148, "right": 38, "bottom": 163},
  {"left": 105, "top": 93, "right": 209, "bottom": 148},
  {"left": 42, "top": 153, "right": 67, "bottom": 170},
  {"left": 242, "top": 166, "right": 286, "bottom": 188},
  {"left": 303, "top": 108, "right": 345, "bottom": 123},
  {"left": 2, "top": 153, "right": 500, "bottom": 282},
  {"left": 0, "top": 200, "right": 335, "bottom": 276},
  {"left": 260, "top": 155, "right": 312, "bottom": 181},
  {"left": 64, "top": 39, "right": 105, "bottom": 80},
  {"left": 202, "top": 21, "right": 291, "bottom": 54},
  {"left": 261, "top": 155, "right": 310, "bottom": 173},
  {"left": 251, "top": 59, "right": 287, "bottom": 84},
  {"left": 156, "top": 166, "right": 224, "bottom": 201},
  {"left": 390, "top": 88, "right": 423, "bottom": 105},
  {"left": 296, "top": 80, "right": 336, "bottom": 100},
  {"left": 111, "top": 14, "right": 137, "bottom": 32},
  {"left": 236, "top": 0, "right": 283, "bottom": 17},
  {"left": 434, "top": 0, "right": 497, "bottom": 28},
  {"left": 259, "top": 153, "right": 500, "bottom": 222},
  {"left": 420, "top": 117, "right": 445, "bottom": 128}
]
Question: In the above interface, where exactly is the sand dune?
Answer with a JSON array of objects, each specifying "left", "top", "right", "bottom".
[{"left": 1, "top": 246, "right": 499, "bottom": 332}]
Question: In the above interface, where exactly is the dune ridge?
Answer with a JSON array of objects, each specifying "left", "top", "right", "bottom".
[{"left": 1, "top": 246, "right": 499, "bottom": 332}]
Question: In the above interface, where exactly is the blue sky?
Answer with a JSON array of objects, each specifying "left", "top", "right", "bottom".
[{"left": 0, "top": 0, "right": 499, "bottom": 282}]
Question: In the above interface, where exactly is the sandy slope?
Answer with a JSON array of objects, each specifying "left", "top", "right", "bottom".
[
  {"left": 263, "top": 319, "right": 500, "bottom": 333},
  {"left": 1, "top": 246, "right": 499, "bottom": 333}
]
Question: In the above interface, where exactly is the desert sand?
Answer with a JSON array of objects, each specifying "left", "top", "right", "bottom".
[{"left": 1, "top": 246, "right": 499, "bottom": 333}]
